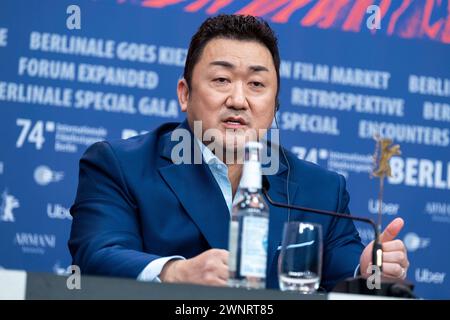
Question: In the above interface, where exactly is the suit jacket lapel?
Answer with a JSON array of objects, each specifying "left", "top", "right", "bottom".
[
  {"left": 158, "top": 121, "right": 230, "bottom": 250},
  {"left": 156, "top": 120, "right": 302, "bottom": 279}
]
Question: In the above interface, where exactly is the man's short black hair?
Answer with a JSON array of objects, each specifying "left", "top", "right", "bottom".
[{"left": 183, "top": 14, "right": 281, "bottom": 111}]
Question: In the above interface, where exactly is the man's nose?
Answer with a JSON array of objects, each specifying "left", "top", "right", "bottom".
[{"left": 225, "top": 82, "right": 249, "bottom": 110}]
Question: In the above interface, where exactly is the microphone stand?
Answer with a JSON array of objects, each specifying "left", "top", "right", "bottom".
[{"left": 262, "top": 178, "right": 415, "bottom": 298}]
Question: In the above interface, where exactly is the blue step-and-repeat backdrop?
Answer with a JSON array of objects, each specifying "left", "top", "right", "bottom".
[{"left": 0, "top": 0, "right": 449, "bottom": 299}]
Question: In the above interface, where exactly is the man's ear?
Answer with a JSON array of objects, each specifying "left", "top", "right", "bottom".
[{"left": 177, "top": 78, "right": 189, "bottom": 113}]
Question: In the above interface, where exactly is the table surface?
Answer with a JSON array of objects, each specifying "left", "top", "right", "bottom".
[{"left": 0, "top": 269, "right": 405, "bottom": 300}]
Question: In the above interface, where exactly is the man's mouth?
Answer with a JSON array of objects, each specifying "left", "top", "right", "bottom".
[{"left": 222, "top": 116, "right": 248, "bottom": 129}]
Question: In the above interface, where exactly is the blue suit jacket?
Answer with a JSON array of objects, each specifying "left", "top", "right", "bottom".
[{"left": 69, "top": 121, "right": 364, "bottom": 291}]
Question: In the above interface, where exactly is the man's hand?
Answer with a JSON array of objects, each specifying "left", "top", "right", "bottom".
[
  {"left": 360, "top": 217, "right": 410, "bottom": 279},
  {"left": 159, "top": 249, "right": 229, "bottom": 286}
]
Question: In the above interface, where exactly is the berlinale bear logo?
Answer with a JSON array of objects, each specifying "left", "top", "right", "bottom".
[{"left": 0, "top": 189, "right": 20, "bottom": 223}]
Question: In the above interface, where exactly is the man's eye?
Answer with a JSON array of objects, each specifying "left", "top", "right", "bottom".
[
  {"left": 213, "top": 78, "right": 229, "bottom": 84},
  {"left": 250, "top": 81, "right": 264, "bottom": 88}
]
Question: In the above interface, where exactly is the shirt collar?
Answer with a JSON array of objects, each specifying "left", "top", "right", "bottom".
[{"left": 195, "top": 137, "right": 227, "bottom": 168}]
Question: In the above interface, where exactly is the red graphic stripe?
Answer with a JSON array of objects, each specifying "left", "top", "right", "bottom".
[
  {"left": 141, "top": 0, "right": 184, "bottom": 8},
  {"left": 236, "top": 0, "right": 291, "bottom": 17},
  {"left": 342, "top": 0, "right": 374, "bottom": 32},
  {"left": 301, "top": 0, "right": 350, "bottom": 28},
  {"left": 131, "top": 0, "right": 450, "bottom": 44},
  {"left": 271, "top": 0, "right": 311, "bottom": 23},
  {"left": 387, "top": 0, "right": 413, "bottom": 35},
  {"left": 422, "top": 0, "right": 445, "bottom": 39}
]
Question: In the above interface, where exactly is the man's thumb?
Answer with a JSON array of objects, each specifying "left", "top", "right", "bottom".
[{"left": 380, "top": 217, "right": 404, "bottom": 243}]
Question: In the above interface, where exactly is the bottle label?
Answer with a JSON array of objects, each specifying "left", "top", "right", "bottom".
[
  {"left": 228, "top": 221, "right": 239, "bottom": 272},
  {"left": 240, "top": 216, "right": 268, "bottom": 278}
]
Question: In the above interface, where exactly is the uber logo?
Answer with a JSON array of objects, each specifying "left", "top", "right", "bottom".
[
  {"left": 415, "top": 268, "right": 446, "bottom": 284},
  {"left": 47, "top": 203, "right": 72, "bottom": 220},
  {"left": 368, "top": 198, "right": 399, "bottom": 215}
]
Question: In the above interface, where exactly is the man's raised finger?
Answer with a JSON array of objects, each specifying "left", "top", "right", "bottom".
[{"left": 380, "top": 218, "right": 404, "bottom": 243}]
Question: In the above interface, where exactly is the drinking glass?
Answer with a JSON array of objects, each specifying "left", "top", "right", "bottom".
[{"left": 278, "top": 222, "right": 323, "bottom": 293}]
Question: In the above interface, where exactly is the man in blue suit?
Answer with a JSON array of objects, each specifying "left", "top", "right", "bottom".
[{"left": 69, "top": 14, "right": 409, "bottom": 291}]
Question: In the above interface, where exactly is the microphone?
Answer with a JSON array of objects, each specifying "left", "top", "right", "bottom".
[
  {"left": 262, "top": 176, "right": 416, "bottom": 297},
  {"left": 262, "top": 176, "right": 383, "bottom": 273}
]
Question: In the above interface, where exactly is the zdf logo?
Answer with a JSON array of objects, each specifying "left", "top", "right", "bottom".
[
  {"left": 403, "top": 232, "right": 430, "bottom": 252},
  {"left": 34, "top": 165, "right": 64, "bottom": 186}
]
